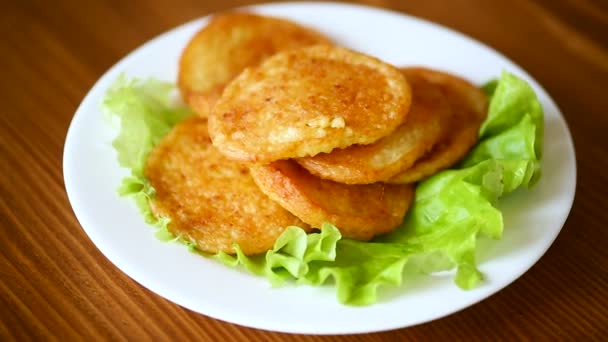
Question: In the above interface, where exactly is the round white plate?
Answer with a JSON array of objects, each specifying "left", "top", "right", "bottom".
[{"left": 63, "top": 2, "right": 576, "bottom": 335}]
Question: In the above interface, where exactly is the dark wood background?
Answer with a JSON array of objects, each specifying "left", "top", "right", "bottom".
[{"left": 2, "top": 0, "right": 607, "bottom": 340}]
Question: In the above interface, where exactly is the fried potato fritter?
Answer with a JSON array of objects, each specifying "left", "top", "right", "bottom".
[
  {"left": 388, "top": 67, "right": 488, "bottom": 184},
  {"left": 249, "top": 160, "right": 414, "bottom": 241},
  {"left": 209, "top": 45, "right": 412, "bottom": 162},
  {"left": 145, "top": 117, "right": 309, "bottom": 255},
  {"left": 178, "top": 12, "right": 332, "bottom": 116},
  {"left": 296, "top": 68, "right": 447, "bottom": 184}
]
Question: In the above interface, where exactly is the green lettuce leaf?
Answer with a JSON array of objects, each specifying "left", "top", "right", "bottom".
[
  {"left": 104, "top": 74, "right": 192, "bottom": 177},
  {"left": 215, "top": 223, "right": 341, "bottom": 285},
  {"left": 104, "top": 75, "right": 192, "bottom": 238},
  {"left": 478, "top": 71, "right": 544, "bottom": 158},
  {"left": 105, "top": 71, "right": 543, "bottom": 306}
]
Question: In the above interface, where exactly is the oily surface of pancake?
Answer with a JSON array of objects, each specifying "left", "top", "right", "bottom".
[
  {"left": 178, "top": 12, "right": 331, "bottom": 116},
  {"left": 209, "top": 45, "right": 412, "bottom": 162},
  {"left": 389, "top": 67, "right": 488, "bottom": 184},
  {"left": 297, "top": 68, "right": 447, "bottom": 184},
  {"left": 249, "top": 160, "right": 415, "bottom": 241},
  {"left": 145, "top": 117, "right": 308, "bottom": 255}
]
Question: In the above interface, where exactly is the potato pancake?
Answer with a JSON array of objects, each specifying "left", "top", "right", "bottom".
[
  {"left": 145, "top": 117, "right": 309, "bottom": 255},
  {"left": 249, "top": 160, "right": 414, "bottom": 241},
  {"left": 178, "top": 12, "right": 331, "bottom": 116},
  {"left": 296, "top": 68, "right": 447, "bottom": 184},
  {"left": 209, "top": 45, "right": 412, "bottom": 162},
  {"left": 389, "top": 67, "right": 488, "bottom": 184}
]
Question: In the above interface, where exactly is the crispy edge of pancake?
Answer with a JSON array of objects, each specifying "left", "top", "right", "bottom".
[
  {"left": 144, "top": 117, "right": 309, "bottom": 255},
  {"left": 249, "top": 160, "right": 415, "bottom": 241},
  {"left": 178, "top": 12, "right": 332, "bottom": 117},
  {"left": 296, "top": 68, "right": 447, "bottom": 184},
  {"left": 209, "top": 45, "right": 412, "bottom": 162},
  {"left": 388, "top": 67, "right": 488, "bottom": 184}
]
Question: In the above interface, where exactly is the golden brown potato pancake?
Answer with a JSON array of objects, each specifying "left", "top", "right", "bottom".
[
  {"left": 249, "top": 160, "right": 414, "bottom": 241},
  {"left": 296, "top": 68, "right": 447, "bottom": 184},
  {"left": 209, "top": 45, "right": 412, "bottom": 162},
  {"left": 178, "top": 12, "right": 331, "bottom": 116},
  {"left": 145, "top": 117, "right": 309, "bottom": 255},
  {"left": 388, "top": 67, "right": 488, "bottom": 184}
]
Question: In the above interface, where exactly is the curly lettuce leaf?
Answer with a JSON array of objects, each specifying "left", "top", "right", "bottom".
[
  {"left": 479, "top": 71, "right": 543, "bottom": 158},
  {"left": 215, "top": 223, "right": 341, "bottom": 285},
  {"left": 104, "top": 75, "right": 192, "bottom": 238},
  {"left": 104, "top": 74, "right": 191, "bottom": 178},
  {"left": 303, "top": 239, "right": 417, "bottom": 305}
]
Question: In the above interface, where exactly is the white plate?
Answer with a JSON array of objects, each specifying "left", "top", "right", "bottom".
[{"left": 63, "top": 2, "right": 576, "bottom": 335}]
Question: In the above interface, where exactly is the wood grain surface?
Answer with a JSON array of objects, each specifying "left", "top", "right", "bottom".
[{"left": 1, "top": 0, "right": 607, "bottom": 340}]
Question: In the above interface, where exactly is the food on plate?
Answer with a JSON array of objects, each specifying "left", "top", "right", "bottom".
[
  {"left": 105, "top": 8, "right": 544, "bottom": 306},
  {"left": 296, "top": 67, "right": 447, "bottom": 184},
  {"left": 224, "top": 71, "right": 543, "bottom": 306},
  {"left": 208, "top": 45, "right": 412, "bottom": 162},
  {"left": 249, "top": 160, "right": 414, "bottom": 240},
  {"left": 178, "top": 12, "right": 331, "bottom": 117},
  {"left": 145, "top": 116, "right": 309, "bottom": 254},
  {"left": 388, "top": 67, "right": 488, "bottom": 183}
]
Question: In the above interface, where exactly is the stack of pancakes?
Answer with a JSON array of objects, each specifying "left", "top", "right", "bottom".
[{"left": 145, "top": 13, "right": 488, "bottom": 255}]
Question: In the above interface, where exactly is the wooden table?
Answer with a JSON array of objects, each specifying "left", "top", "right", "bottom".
[{"left": 2, "top": 0, "right": 607, "bottom": 340}]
